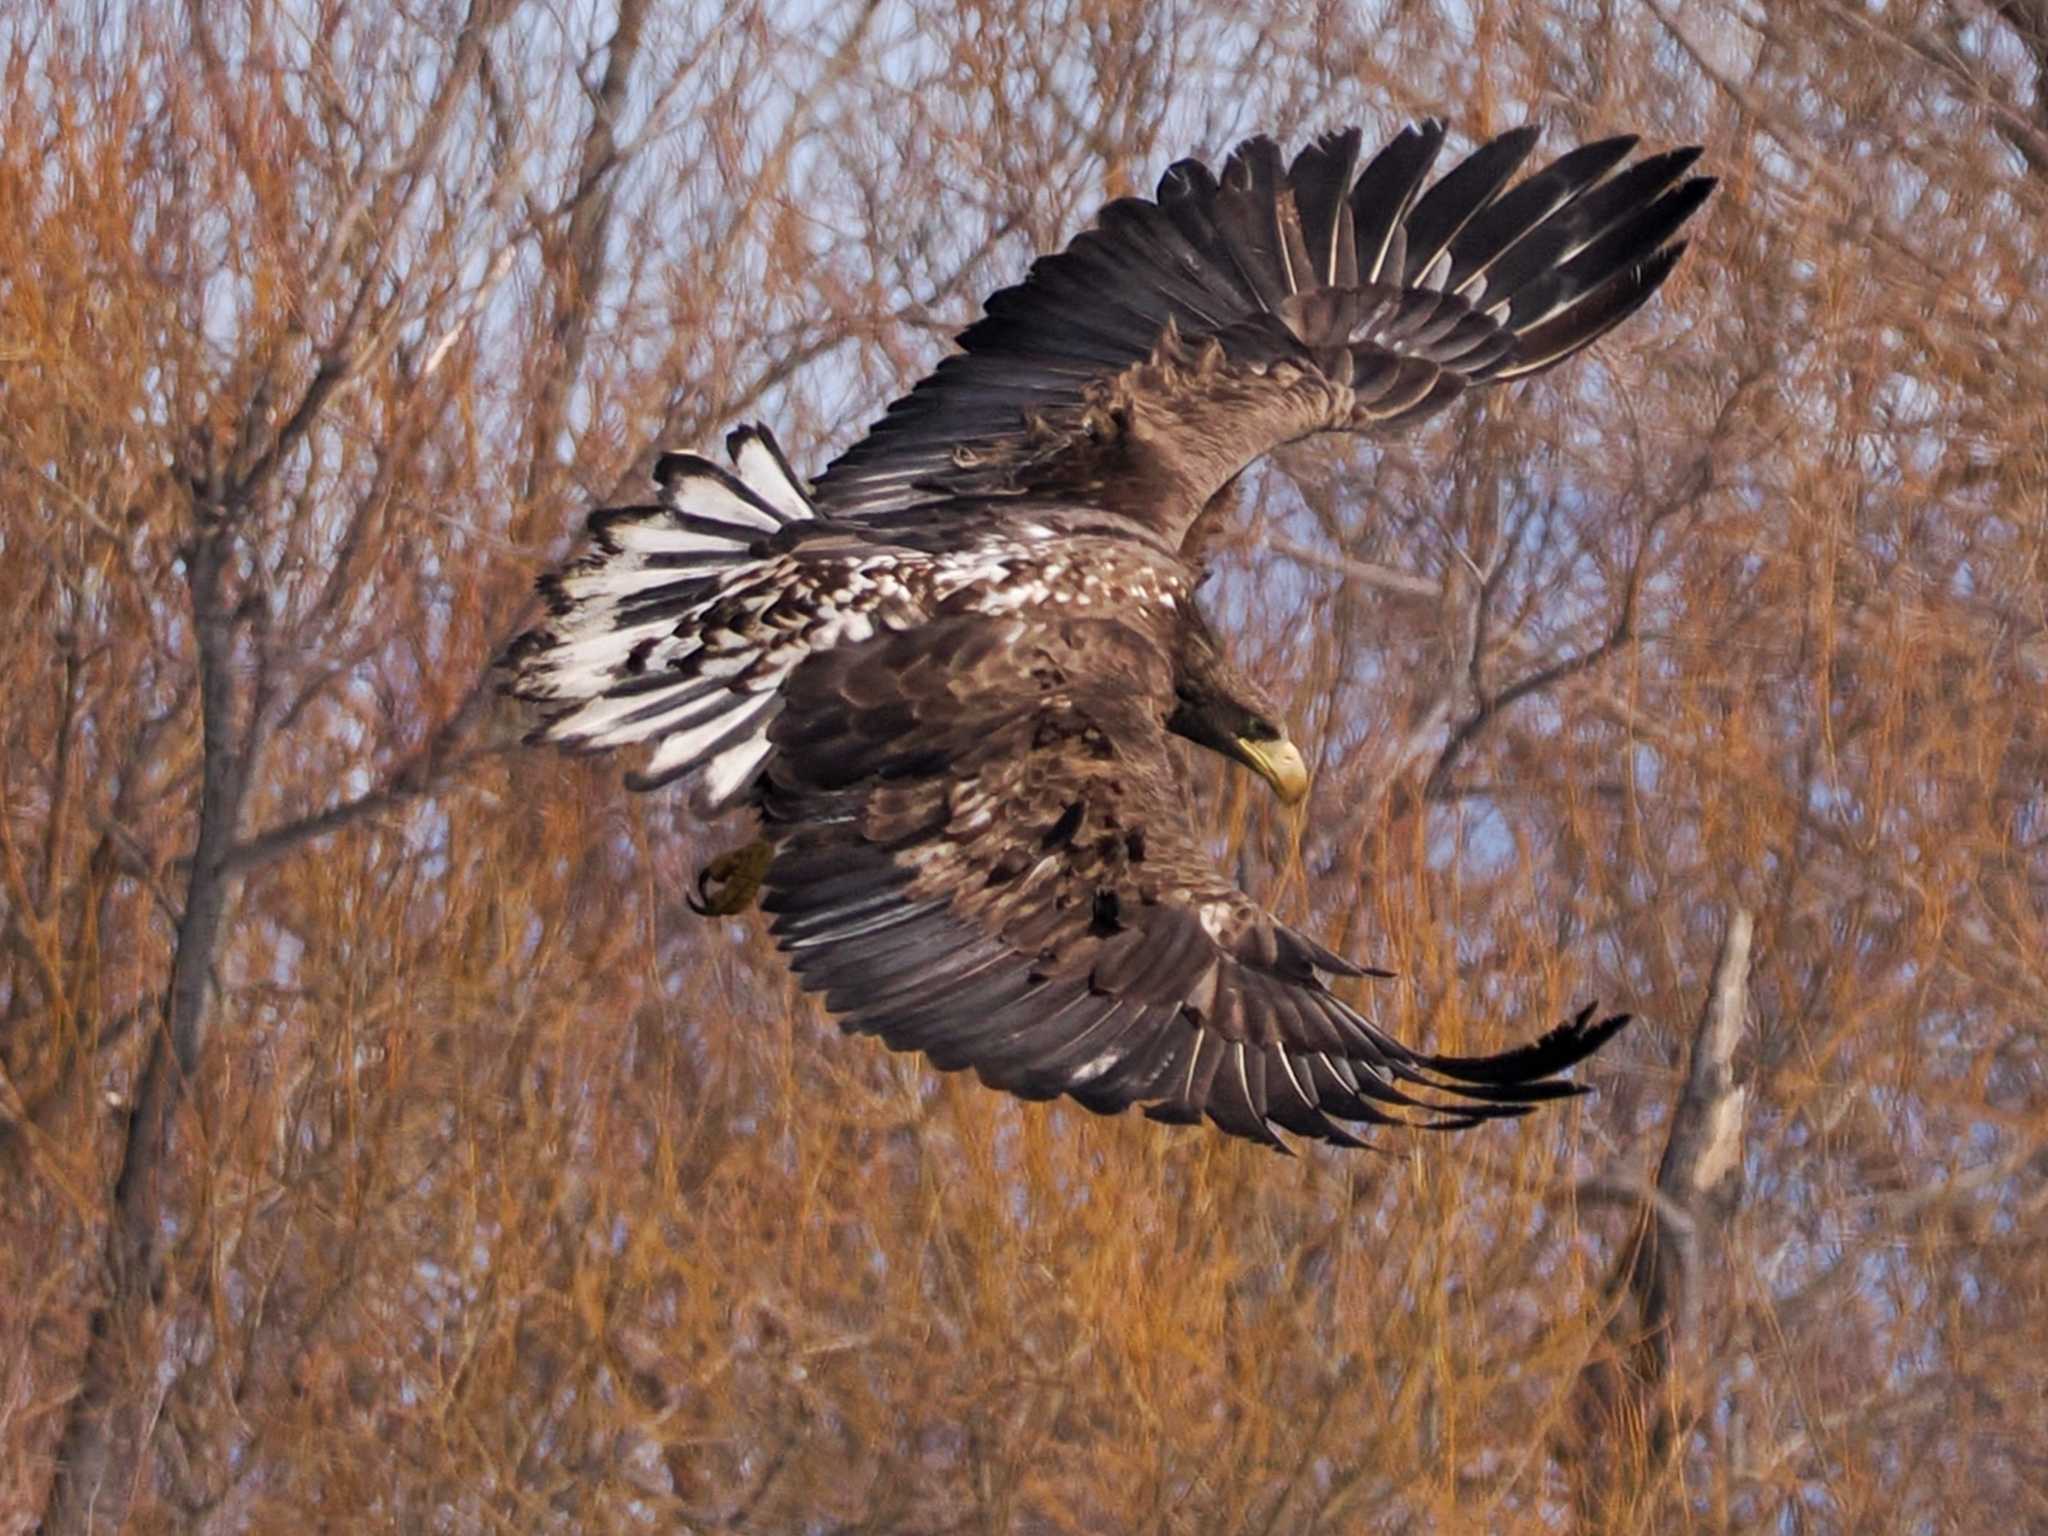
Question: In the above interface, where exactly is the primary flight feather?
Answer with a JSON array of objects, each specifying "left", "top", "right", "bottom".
[{"left": 506, "top": 121, "right": 1712, "bottom": 1150}]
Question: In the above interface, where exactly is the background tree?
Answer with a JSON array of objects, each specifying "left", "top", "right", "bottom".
[{"left": 2, "top": 0, "right": 2043, "bottom": 1530}]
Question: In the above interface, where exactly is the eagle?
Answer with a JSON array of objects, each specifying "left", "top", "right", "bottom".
[{"left": 506, "top": 122, "right": 1712, "bottom": 1150}]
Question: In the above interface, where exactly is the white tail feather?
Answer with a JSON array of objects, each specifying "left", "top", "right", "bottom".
[
  {"left": 728, "top": 425, "right": 815, "bottom": 521},
  {"left": 696, "top": 722, "right": 779, "bottom": 808},
  {"left": 510, "top": 424, "right": 821, "bottom": 805},
  {"left": 545, "top": 654, "right": 747, "bottom": 746},
  {"left": 635, "top": 687, "right": 778, "bottom": 787},
  {"left": 650, "top": 454, "right": 789, "bottom": 532}
]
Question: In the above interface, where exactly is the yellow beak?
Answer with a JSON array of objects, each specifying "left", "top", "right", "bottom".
[{"left": 1236, "top": 735, "right": 1310, "bottom": 806}]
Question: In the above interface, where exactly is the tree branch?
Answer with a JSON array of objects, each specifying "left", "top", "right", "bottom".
[
  {"left": 42, "top": 512, "right": 257, "bottom": 1533},
  {"left": 1562, "top": 907, "right": 1754, "bottom": 1524}
]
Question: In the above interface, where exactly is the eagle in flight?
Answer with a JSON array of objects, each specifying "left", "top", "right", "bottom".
[{"left": 508, "top": 122, "right": 1712, "bottom": 1150}]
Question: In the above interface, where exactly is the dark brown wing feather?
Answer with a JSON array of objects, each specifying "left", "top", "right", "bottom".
[
  {"left": 808, "top": 123, "right": 1713, "bottom": 546},
  {"left": 757, "top": 614, "right": 1627, "bottom": 1151}
]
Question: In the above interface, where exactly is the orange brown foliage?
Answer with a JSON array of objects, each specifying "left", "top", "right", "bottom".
[{"left": 3, "top": 1, "right": 2044, "bottom": 1531}]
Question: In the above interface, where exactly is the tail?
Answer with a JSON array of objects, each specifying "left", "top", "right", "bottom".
[
  {"left": 807, "top": 121, "right": 1714, "bottom": 522},
  {"left": 504, "top": 426, "right": 818, "bottom": 807}
]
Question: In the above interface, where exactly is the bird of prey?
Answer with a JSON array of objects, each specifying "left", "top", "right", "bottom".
[{"left": 506, "top": 122, "right": 1711, "bottom": 1150}]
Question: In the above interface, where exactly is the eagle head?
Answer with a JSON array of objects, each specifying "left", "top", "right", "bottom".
[{"left": 1167, "top": 616, "right": 1309, "bottom": 806}]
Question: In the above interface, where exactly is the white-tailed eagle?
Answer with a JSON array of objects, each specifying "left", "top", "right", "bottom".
[{"left": 507, "top": 122, "right": 1712, "bottom": 1150}]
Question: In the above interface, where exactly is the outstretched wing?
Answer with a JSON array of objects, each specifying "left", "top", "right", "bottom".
[
  {"left": 757, "top": 614, "right": 1627, "bottom": 1151},
  {"left": 808, "top": 122, "right": 1713, "bottom": 545}
]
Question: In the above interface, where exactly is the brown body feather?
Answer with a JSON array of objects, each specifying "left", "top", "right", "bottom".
[{"left": 760, "top": 613, "right": 1626, "bottom": 1150}]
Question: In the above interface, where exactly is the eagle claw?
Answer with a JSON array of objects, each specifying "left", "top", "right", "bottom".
[{"left": 688, "top": 839, "right": 773, "bottom": 917}]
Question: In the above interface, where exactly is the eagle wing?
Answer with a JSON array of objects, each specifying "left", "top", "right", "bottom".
[
  {"left": 758, "top": 613, "right": 1625, "bottom": 1150},
  {"left": 808, "top": 123, "right": 1713, "bottom": 548}
]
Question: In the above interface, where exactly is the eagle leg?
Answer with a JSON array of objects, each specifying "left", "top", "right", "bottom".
[{"left": 688, "top": 839, "right": 774, "bottom": 917}]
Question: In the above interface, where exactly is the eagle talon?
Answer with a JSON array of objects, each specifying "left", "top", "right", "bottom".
[{"left": 688, "top": 839, "right": 773, "bottom": 917}]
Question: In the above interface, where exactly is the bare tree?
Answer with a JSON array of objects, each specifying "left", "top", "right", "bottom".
[
  {"left": 1567, "top": 908, "right": 1753, "bottom": 1527},
  {"left": 3, "top": 1, "right": 2044, "bottom": 1531}
]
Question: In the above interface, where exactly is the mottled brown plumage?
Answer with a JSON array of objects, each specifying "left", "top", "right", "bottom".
[
  {"left": 759, "top": 612, "right": 1625, "bottom": 1149},
  {"left": 811, "top": 124, "right": 1712, "bottom": 548},
  {"left": 508, "top": 120, "right": 1711, "bottom": 1148}
]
